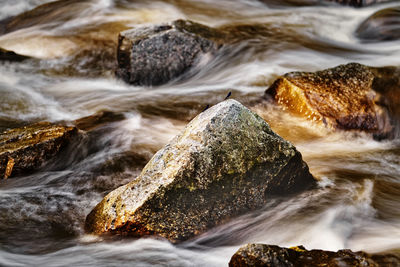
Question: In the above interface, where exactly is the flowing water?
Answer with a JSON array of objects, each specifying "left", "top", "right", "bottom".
[{"left": 1, "top": 0, "right": 400, "bottom": 266}]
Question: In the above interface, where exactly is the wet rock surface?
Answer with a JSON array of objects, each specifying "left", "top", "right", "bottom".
[
  {"left": 116, "top": 19, "right": 222, "bottom": 86},
  {"left": 265, "top": 63, "right": 397, "bottom": 138},
  {"left": 85, "top": 100, "right": 315, "bottom": 242},
  {"left": 0, "top": 122, "right": 78, "bottom": 179},
  {"left": 229, "top": 244, "right": 400, "bottom": 267},
  {"left": 356, "top": 7, "right": 400, "bottom": 42}
]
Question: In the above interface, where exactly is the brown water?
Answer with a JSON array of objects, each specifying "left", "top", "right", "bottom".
[{"left": 0, "top": 0, "right": 400, "bottom": 266}]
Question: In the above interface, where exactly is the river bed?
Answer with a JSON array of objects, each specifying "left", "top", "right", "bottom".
[{"left": 0, "top": 0, "right": 400, "bottom": 266}]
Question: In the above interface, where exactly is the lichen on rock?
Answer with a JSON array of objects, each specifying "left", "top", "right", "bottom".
[
  {"left": 0, "top": 122, "right": 78, "bottom": 179},
  {"left": 85, "top": 100, "right": 315, "bottom": 242},
  {"left": 265, "top": 63, "right": 395, "bottom": 138}
]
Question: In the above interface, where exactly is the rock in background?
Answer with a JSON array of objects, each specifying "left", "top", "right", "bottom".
[
  {"left": 116, "top": 20, "right": 222, "bottom": 86},
  {"left": 265, "top": 63, "right": 399, "bottom": 138},
  {"left": 356, "top": 6, "right": 400, "bottom": 42},
  {"left": 85, "top": 100, "right": 315, "bottom": 242}
]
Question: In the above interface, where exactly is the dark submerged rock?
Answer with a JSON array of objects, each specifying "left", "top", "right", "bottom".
[
  {"left": 0, "top": 47, "right": 29, "bottom": 62},
  {"left": 328, "top": 0, "right": 393, "bottom": 7},
  {"left": 116, "top": 20, "right": 222, "bottom": 86},
  {"left": 0, "top": 122, "right": 78, "bottom": 179},
  {"left": 85, "top": 100, "right": 316, "bottom": 242},
  {"left": 259, "top": 0, "right": 393, "bottom": 7},
  {"left": 229, "top": 244, "right": 400, "bottom": 267},
  {"left": 356, "top": 7, "right": 400, "bottom": 42},
  {"left": 265, "top": 63, "right": 398, "bottom": 138},
  {"left": 74, "top": 111, "right": 125, "bottom": 131}
]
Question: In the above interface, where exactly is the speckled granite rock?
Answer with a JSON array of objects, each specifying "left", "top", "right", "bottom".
[
  {"left": 0, "top": 122, "right": 78, "bottom": 179},
  {"left": 265, "top": 63, "right": 396, "bottom": 138},
  {"left": 85, "top": 100, "right": 315, "bottom": 242},
  {"left": 356, "top": 7, "right": 400, "bottom": 42},
  {"left": 116, "top": 19, "right": 222, "bottom": 86},
  {"left": 229, "top": 244, "right": 400, "bottom": 267}
]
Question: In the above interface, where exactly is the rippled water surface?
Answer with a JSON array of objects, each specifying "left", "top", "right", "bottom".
[{"left": 1, "top": 0, "right": 400, "bottom": 266}]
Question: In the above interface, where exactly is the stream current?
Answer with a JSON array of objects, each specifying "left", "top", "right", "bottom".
[{"left": 0, "top": 0, "right": 400, "bottom": 266}]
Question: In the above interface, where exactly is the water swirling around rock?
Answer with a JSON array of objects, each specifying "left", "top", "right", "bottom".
[{"left": 0, "top": 0, "right": 400, "bottom": 266}]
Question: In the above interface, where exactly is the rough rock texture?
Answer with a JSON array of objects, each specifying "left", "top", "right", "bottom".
[
  {"left": 0, "top": 47, "right": 29, "bottom": 62},
  {"left": 229, "top": 244, "right": 400, "bottom": 267},
  {"left": 356, "top": 7, "right": 400, "bottom": 42},
  {"left": 116, "top": 19, "right": 222, "bottom": 86},
  {"left": 0, "top": 122, "right": 78, "bottom": 179},
  {"left": 265, "top": 63, "right": 395, "bottom": 138},
  {"left": 85, "top": 100, "right": 315, "bottom": 242}
]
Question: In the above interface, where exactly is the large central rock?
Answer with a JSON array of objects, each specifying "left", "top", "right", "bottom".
[{"left": 85, "top": 100, "right": 315, "bottom": 242}]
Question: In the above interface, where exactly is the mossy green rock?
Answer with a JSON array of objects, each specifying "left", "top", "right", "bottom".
[
  {"left": 85, "top": 100, "right": 315, "bottom": 242},
  {"left": 0, "top": 122, "right": 78, "bottom": 179},
  {"left": 229, "top": 244, "right": 400, "bottom": 267}
]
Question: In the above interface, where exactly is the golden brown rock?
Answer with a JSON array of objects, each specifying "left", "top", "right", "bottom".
[
  {"left": 266, "top": 63, "right": 394, "bottom": 138},
  {"left": 0, "top": 122, "right": 78, "bottom": 179}
]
